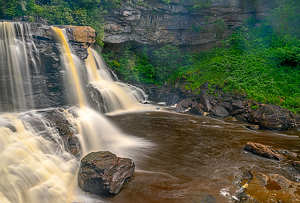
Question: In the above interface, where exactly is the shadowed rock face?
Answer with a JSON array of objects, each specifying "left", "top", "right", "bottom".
[
  {"left": 78, "top": 151, "right": 135, "bottom": 196},
  {"left": 103, "top": 0, "right": 274, "bottom": 51}
]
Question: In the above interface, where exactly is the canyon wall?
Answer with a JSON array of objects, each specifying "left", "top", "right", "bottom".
[{"left": 103, "top": 0, "right": 274, "bottom": 52}]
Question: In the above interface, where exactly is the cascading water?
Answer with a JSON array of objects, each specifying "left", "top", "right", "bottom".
[
  {"left": 0, "top": 23, "right": 149, "bottom": 203},
  {"left": 85, "top": 48, "right": 145, "bottom": 113},
  {"left": 0, "top": 22, "right": 34, "bottom": 112}
]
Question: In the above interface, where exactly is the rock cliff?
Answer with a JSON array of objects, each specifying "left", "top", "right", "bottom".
[{"left": 103, "top": 0, "right": 274, "bottom": 51}]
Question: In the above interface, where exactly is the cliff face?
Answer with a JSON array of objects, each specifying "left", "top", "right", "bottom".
[{"left": 103, "top": 0, "right": 274, "bottom": 51}]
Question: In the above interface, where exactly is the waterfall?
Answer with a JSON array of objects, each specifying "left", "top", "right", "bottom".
[
  {"left": 85, "top": 48, "right": 145, "bottom": 113},
  {"left": 0, "top": 22, "right": 34, "bottom": 112},
  {"left": 0, "top": 23, "right": 149, "bottom": 203}
]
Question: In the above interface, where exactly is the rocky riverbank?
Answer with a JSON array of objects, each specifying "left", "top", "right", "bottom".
[{"left": 139, "top": 81, "right": 300, "bottom": 131}]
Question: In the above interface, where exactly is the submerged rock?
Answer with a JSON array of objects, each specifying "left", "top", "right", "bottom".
[
  {"left": 243, "top": 142, "right": 285, "bottom": 161},
  {"left": 238, "top": 170, "right": 300, "bottom": 203},
  {"left": 250, "top": 104, "right": 297, "bottom": 130},
  {"left": 78, "top": 151, "right": 135, "bottom": 196}
]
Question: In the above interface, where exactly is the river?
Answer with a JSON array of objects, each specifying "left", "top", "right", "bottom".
[{"left": 76, "top": 109, "right": 300, "bottom": 203}]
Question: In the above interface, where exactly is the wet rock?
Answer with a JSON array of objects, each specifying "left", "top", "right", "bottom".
[
  {"left": 189, "top": 104, "right": 205, "bottom": 116},
  {"left": 230, "top": 108, "right": 246, "bottom": 115},
  {"left": 250, "top": 105, "right": 297, "bottom": 130},
  {"left": 42, "top": 108, "right": 75, "bottom": 141},
  {"left": 244, "top": 125, "right": 259, "bottom": 131},
  {"left": 175, "top": 98, "right": 192, "bottom": 112},
  {"left": 243, "top": 142, "right": 285, "bottom": 161},
  {"left": 239, "top": 170, "right": 300, "bottom": 203},
  {"left": 279, "top": 150, "right": 297, "bottom": 158},
  {"left": 78, "top": 151, "right": 135, "bottom": 196},
  {"left": 181, "top": 98, "right": 192, "bottom": 108},
  {"left": 235, "top": 115, "right": 247, "bottom": 122},
  {"left": 292, "top": 161, "right": 300, "bottom": 172},
  {"left": 212, "top": 106, "right": 229, "bottom": 117},
  {"left": 232, "top": 100, "right": 244, "bottom": 109},
  {"left": 68, "top": 135, "right": 82, "bottom": 158},
  {"left": 200, "top": 94, "right": 212, "bottom": 112},
  {"left": 218, "top": 101, "right": 233, "bottom": 111},
  {"left": 0, "top": 117, "right": 17, "bottom": 132}
]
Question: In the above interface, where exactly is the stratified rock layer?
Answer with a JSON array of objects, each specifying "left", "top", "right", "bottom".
[
  {"left": 104, "top": 0, "right": 274, "bottom": 51},
  {"left": 78, "top": 151, "right": 135, "bottom": 196}
]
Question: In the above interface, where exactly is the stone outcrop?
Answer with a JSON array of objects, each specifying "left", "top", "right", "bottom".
[
  {"left": 250, "top": 104, "right": 297, "bottom": 130},
  {"left": 243, "top": 142, "right": 285, "bottom": 161},
  {"left": 238, "top": 170, "right": 300, "bottom": 203},
  {"left": 78, "top": 151, "right": 135, "bottom": 196},
  {"left": 19, "top": 108, "right": 82, "bottom": 157},
  {"left": 103, "top": 0, "right": 274, "bottom": 51}
]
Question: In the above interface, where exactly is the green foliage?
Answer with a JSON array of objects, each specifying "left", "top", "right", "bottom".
[
  {"left": 213, "top": 19, "right": 226, "bottom": 39},
  {"left": 162, "top": 0, "right": 172, "bottom": 4},
  {"left": 102, "top": 0, "right": 300, "bottom": 112},
  {"left": 192, "top": 0, "right": 213, "bottom": 11},
  {"left": 0, "top": 0, "right": 113, "bottom": 44},
  {"left": 103, "top": 45, "right": 157, "bottom": 83}
]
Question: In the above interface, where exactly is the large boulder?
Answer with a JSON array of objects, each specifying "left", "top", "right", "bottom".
[
  {"left": 175, "top": 98, "right": 192, "bottom": 112},
  {"left": 78, "top": 151, "right": 135, "bottom": 196},
  {"left": 243, "top": 142, "right": 285, "bottom": 161},
  {"left": 250, "top": 105, "right": 297, "bottom": 130},
  {"left": 200, "top": 94, "right": 212, "bottom": 112},
  {"left": 212, "top": 106, "right": 229, "bottom": 117},
  {"left": 189, "top": 104, "right": 205, "bottom": 116},
  {"left": 239, "top": 170, "right": 300, "bottom": 203}
]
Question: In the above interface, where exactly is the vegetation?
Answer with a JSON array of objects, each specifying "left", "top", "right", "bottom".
[
  {"left": 0, "top": 0, "right": 122, "bottom": 44},
  {"left": 1, "top": 0, "right": 299, "bottom": 112},
  {"left": 104, "top": 0, "right": 300, "bottom": 113}
]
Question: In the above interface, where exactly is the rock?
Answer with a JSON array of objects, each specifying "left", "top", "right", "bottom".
[
  {"left": 235, "top": 115, "right": 247, "bottom": 122},
  {"left": 68, "top": 135, "right": 82, "bottom": 157},
  {"left": 243, "top": 142, "right": 285, "bottom": 161},
  {"left": 42, "top": 108, "right": 75, "bottom": 141},
  {"left": 232, "top": 100, "right": 244, "bottom": 109},
  {"left": 78, "top": 151, "right": 135, "bottom": 196},
  {"left": 200, "top": 94, "right": 212, "bottom": 112},
  {"left": 239, "top": 170, "right": 300, "bottom": 203},
  {"left": 175, "top": 98, "right": 192, "bottom": 112},
  {"left": 250, "top": 105, "right": 297, "bottom": 130},
  {"left": 278, "top": 150, "right": 297, "bottom": 158},
  {"left": 189, "top": 104, "right": 205, "bottom": 116},
  {"left": 180, "top": 98, "right": 192, "bottom": 108},
  {"left": 292, "top": 161, "right": 300, "bottom": 172},
  {"left": 212, "top": 106, "right": 229, "bottom": 117},
  {"left": 218, "top": 101, "right": 233, "bottom": 111},
  {"left": 244, "top": 125, "right": 259, "bottom": 131},
  {"left": 230, "top": 108, "right": 246, "bottom": 115},
  {"left": 103, "top": 0, "right": 274, "bottom": 51}
]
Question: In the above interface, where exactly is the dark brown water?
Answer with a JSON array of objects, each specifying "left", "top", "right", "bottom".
[{"left": 97, "top": 110, "right": 300, "bottom": 203}]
